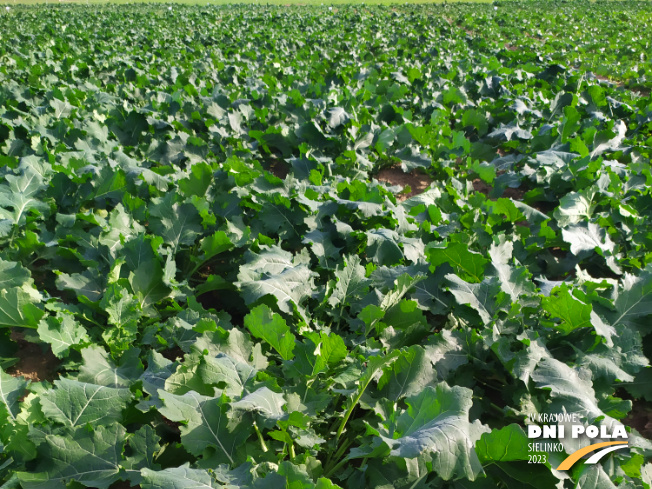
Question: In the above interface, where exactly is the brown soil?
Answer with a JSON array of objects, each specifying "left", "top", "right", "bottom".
[
  {"left": 472, "top": 178, "right": 492, "bottom": 196},
  {"left": 266, "top": 159, "right": 289, "bottom": 179},
  {"left": 7, "top": 330, "right": 59, "bottom": 382},
  {"left": 503, "top": 186, "right": 527, "bottom": 200},
  {"left": 162, "top": 416, "right": 182, "bottom": 435},
  {"left": 624, "top": 400, "right": 652, "bottom": 440},
  {"left": 161, "top": 345, "right": 185, "bottom": 362},
  {"left": 472, "top": 178, "right": 527, "bottom": 201},
  {"left": 631, "top": 86, "right": 651, "bottom": 97},
  {"left": 595, "top": 74, "right": 626, "bottom": 89},
  {"left": 376, "top": 166, "right": 432, "bottom": 201},
  {"left": 591, "top": 75, "right": 648, "bottom": 96},
  {"left": 529, "top": 199, "right": 557, "bottom": 214}
]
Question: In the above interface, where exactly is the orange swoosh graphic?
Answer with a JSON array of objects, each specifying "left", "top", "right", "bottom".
[{"left": 556, "top": 441, "right": 629, "bottom": 471}]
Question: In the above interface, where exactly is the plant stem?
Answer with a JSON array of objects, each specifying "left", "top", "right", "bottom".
[
  {"left": 333, "top": 437, "right": 352, "bottom": 461},
  {"left": 324, "top": 436, "right": 353, "bottom": 475},
  {"left": 253, "top": 422, "right": 268, "bottom": 452},
  {"left": 335, "top": 355, "right": 397, "bottom": 445},
  {"left": 408, "top": 473, "right": 427, "bottom": 489},
  {"left": 324, "top": 456, "right": 350, "bottom": 479},
  {"left": 335, "top": 379, "right": 370, "bottom": 444}
]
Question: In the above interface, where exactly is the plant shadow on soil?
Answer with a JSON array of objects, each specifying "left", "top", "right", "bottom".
[
  {"left": 623, "top": 400, "right": 652, "bottom": 440},
  {"left": 266, "top": 159, "right": 290, "bottom": 179},
  {"left": 264, "top": 159, "right": 435, "bottom": 202},
  {"left": 7, "top": 329, "right": 59, "bottom": 382},
  {"left": 375, "top": 166, "right": 432, "bottom": 201}
]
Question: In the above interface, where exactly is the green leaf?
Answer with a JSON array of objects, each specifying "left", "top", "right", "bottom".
[
  {"left": 291, "top": 331, "right": 347, "bottom": 378},
  {"left": 327, "top": 255, "right": 370, "bottom": 309},
  {"left": 358, "top": 304, "right": 385, "bottom": 334},
  {"left": 625, "top": 368, "right": 652, "bottom": 402},
  {"left": 193, "top": 327, "right": 266, "bottom": 368},
  {"left": 553, "top": 188, "right": 596, "bottom": 227},
  {"left": 591, "top": 121, "right": 627, "bottom": 159},
  {"left": 377, "top": 382, "right": 488, "bottom": 481},
  {"left": 98, "top": 204, "right": 145, "bottom": 258},
  {"left": 561, "top": 106, "right": 582, "bottom": 142},
  {"left": 487, "top": 198, "right": 524, "bottom": 223},
  {"left": 194, "top": 352, "right": 257, "bottom": 398},
  {"left": 100, "top": 285, "right": 142, "bottom": 351},
  {"left": 37, "top": 313, "right": 89, "bottom": 358},
  {"left": 561, "top": 222, "right": 617, "bottom": 257},
  {"left": 425, "top": 329, "right": 469, "bottom": 381},
  {"left": 542, "top": 284, "right": 592, "bottom": 334},
  {"left": 587, "top": 85, "right": 608, "bottom": 107},
  {"left": 303, "top": 229, "right": 342, "bottom": 269},
  {"left": 575, "top": 464, "right": 618, "bottom": 489},
  {"left": 608, "top": 267, "right": 652, "bottom": 331},
  {"left": 446, "top": 274, "right": 503, "bottom": 324},
  {"left": 149, "top": 200, "right": 203, "bottom": 253},
  {"left": 129, "top": 260, "right": 171, "bottom": 310},
  {"left": 475, "top": 424, "right": 530, "bottom": 463},
  {"left": 462, "top": 109, "right": 488, "bottom": 136},
  {"left": 366, "top": 229, "right": 404, "bottom": 266},
  {"left": 336, "top": 351, "right": 401, "bottom": 441},
  {"left": 237, "top": 247, "right": 316, "bottom": 317},
  {"left": 50, "top": 98, "right": 73, "bottom": 119},
  {"left": 39, "top": 378, "right": 132, "bottom": 427},
  {"left": 123, "top": 425, "right": 161, "bottom": 477},
  {"left": 576, "top": 324, "right": 645, "bottom": 385},
  {"left": 164, "top": 348, "right": 250, "bottom": 397},
  {"left": 244, "top": 304, "right": 295, "bottom": 361},
  {"left": 179, "top": 162, "right": 213, "bottom": 198},
  {"left": 488, "top": 238, "right": 536, "bottom": 301},
  {"left": 141, "top": 465, "right": 223, "bottom": 489},
  {"left": 158, "top": 390, "right": 250, "bottom": 465},
  {"left": 327, "top": 107, "right": 350, "bottom": 129},
  {"left": 17, "top": 425, "right": 126, "bottom": 489},
  {"left": 56, "top": 269, "right": 104, "bottom": 302},
  {"left": 0, "top": 259, "right": 31, "bottom": 289},
  {"left": 426, "top": 242, "right": 488, "bottom": 283},
  {"left": 78, "top": 345, "right": 143, "bottom": 388},
  {"left": 0, "top": 287, "right": 43, "bottom": 329},
  {"left": 380, "top": 273, "right": 425, "bottom": 312},
  {"left": 487, "top": 123, "right": 532, "bottom": 141},
  {"left": 93, "top": 167, "right": 129, "bottom": 203},
  {"left": 137, "top": 350, "right": 177, "bottom": 412},
  {"left": 199, "top": 230, "right": 234, "bottom": 263},
  {"left": 471, "top": 161, "right": 496, "bottom": 184},
  {"left": 382, "top": 299, "right": 427, "bottom": 333},
  {"left": 0, "top": 167, "right": 49, "bottom": 225},
  {"left": 377, "top": 345, "right": 436, "bottom": 401},
  {"left": 0, "top": 368, "right": 28, "bottom": 425},
  {"left": 531, "top": 356, "right": 603, "bottom": 421},
  {"left": 231, "top": 387, "right": 286, "bottom": 426}
]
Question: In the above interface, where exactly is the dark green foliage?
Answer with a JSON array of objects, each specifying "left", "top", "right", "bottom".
[{"left": 0, "top": 1, "right": 651, "bottom": 488}]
